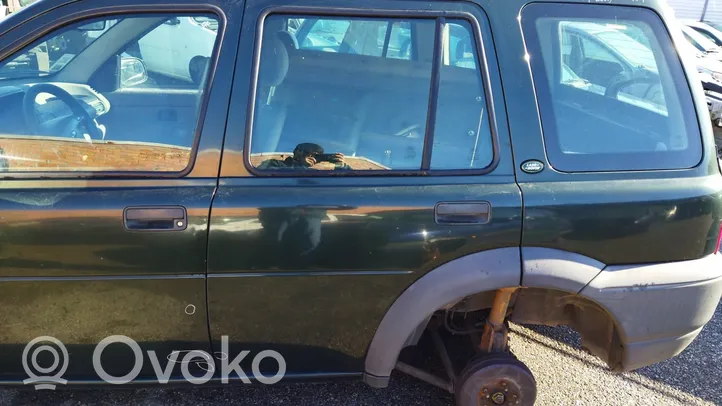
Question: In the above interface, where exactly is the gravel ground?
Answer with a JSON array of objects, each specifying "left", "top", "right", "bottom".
[{"left": 1, "top": 302, "right": 720, "bottom": 406}]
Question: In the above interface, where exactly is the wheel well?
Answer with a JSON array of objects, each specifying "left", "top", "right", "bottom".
[
  {"left": 406, "top": 287, "right": 624, "bottom": 371},
  {"left": 509, "top": 288, "right": 624, "bottom": 370}
]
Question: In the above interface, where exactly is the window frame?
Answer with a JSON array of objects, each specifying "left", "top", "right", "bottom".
[
  {"left": 0, "top": 4, "right": 226, "bottom": 179},
  {"left": 520, "top": 2, "right": 703, "bottom": 173},
  {"left": 243, "top": 6, "right": 500, "bottom": 177}
]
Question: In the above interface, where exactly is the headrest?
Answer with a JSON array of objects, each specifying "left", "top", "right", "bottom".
[
  {"left": 259, "top": 32, "right": 290, "bottom": 87},
  {"left": 276, "top": 30, "right": 299, "bottom": 52},
  {"left": 456, "top": 39, "right": 470, "bottom": 61}
]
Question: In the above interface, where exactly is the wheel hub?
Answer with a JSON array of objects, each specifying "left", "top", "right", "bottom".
[{"left": 477, "top": 378, "right": 522, "bottom": 405}]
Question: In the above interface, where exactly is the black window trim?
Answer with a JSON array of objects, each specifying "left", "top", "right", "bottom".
[
  {"left": 0, "top": 3, "right": 227, "bottom": 179},
  {"left": 520, "top": 2, "right": 704, "bottom": 173},
  {"left": 244, "top": 6, "right": 501, "bottom": 177}
]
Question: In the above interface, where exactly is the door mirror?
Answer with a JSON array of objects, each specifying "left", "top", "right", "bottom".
[
  {"left": 120, "top": 56, "right": 148, "bottom": 88},
  {"left": 164, "top": 17, "right": 181, "bottom": 26},
  {"left": 77, "top": 21, "right": 107, "bottom": 31}
]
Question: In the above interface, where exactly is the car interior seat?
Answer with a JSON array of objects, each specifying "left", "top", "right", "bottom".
[{"left": 252, "top": 31, "right": 291, "bottom": 155}]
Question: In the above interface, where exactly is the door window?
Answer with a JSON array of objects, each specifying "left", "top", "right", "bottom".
[
  {"left": 0, "top": 13, "right": 220, "bottom": 173},
  {"left": 522, "top": 4, "right": 701, "bottom": 172},
  {"left": 249, "top": 14, "right": 494, "bottom": 173}
]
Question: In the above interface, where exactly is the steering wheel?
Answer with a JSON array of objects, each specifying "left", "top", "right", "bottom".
[
  {"left": 23, "top": 83, "right": 104, "bottom": 140},
  {"left": 604, "top": 75, "right": 660, "bottom": 99}
]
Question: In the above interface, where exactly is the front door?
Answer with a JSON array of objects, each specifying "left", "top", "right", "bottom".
[
  {"left": 0, "top": 0, "right": 239, "bottom": 384},
  {"left": 207, "top": 0, "right": 521, "bottom": 378}
]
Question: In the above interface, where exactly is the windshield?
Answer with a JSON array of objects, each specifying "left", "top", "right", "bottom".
[
  {"left": 19, "top": 0, "right": 39, "bottom": 6},
  {"left": 0, "top": 18, "right": 119, "bottom": 80}
]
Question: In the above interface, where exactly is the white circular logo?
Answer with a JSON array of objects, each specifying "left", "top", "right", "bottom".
[{"left": 22, "top": 336, "right": 69, "bottom": 390}]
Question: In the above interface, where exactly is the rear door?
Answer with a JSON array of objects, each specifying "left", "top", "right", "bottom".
[
  {"left": 0, "top": 0, "right": 239, "bottom": 383},
  {"left": 207, "top": 0, "right": 521, "bottom": 377}
]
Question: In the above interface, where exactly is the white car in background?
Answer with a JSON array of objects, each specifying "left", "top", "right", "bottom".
[
  {"left": 684, "top": 20, "right": 722, "bottom": 47},
  {"left": 87, "top": 16, "right": 217, "bottom": 85},
  {"left": 673, "top": 25, "right": 722, "bottom": 125},
  {"left": 681, "top": 25, "right": 722, "bottom": 61},
  {"left": 1, "top": 4, "right": 217, "bottom": 87},
  {"left": 136, "top": 16, "right": 217, "bottom": 85}
]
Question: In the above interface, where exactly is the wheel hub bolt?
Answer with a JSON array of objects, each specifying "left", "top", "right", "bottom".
[{"left": 491, "top": 392, "right": 506, "bottom": 405}]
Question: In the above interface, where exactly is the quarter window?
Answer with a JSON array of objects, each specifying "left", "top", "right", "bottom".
[
  {"left": 0, "top": 14, "right": 220, "bottom": 173},
  {"left": 432, "top": 20, "right": 490, "bottom": 169},
  {"left": 250, "top": 14, "right": 493, "bottom": 173},
  {"left": 522, "top": 4, "right": 702, "bottom": 172}
]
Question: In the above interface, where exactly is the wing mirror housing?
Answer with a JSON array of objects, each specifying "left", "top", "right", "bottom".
[{"left": 120, "top": 56, "right": 148, "bottom": 88}]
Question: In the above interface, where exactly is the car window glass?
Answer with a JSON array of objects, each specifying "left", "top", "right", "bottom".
[
  {"left": 683, "top": 26, "right": 718, "bottom": 52},
  {"left": 691, "top": 27, "right": 721, "bottom": 45},
  {"left": 382, "top": 22, "right": 412, "bottom": 60},
  {"left": 522, "top": 4, "right": 701, "bottom": 172},
  {"left": 0, "top": 20, "right": 120, "bottom": 79},
  {"left": 561, "top": 23, "right": 666, "bottom": 111},
  {"left": 446, "top": 22, "right": 477, "bottom": 69},
  {"left": 252, "top": 14, "right": 435, "bottom": 171},
  {"left": 251, "top": 15, "right": 494, "bottom": 173},
  {"left": 299, "top": 19, "right": 351, "bottom": 53},
  {"left": 295, "top": 17, "right": 413, "bottom": 59},
  {"left": 120, "top": 17, "right": 218, "bottom": 89},
  {"left": 431, "top": 19, "right": 492, "bottom": 169},
  {"left": 0, "top": 14, "right": 219, "bottom": 173}
]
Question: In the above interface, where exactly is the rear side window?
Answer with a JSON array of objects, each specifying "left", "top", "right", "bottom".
[
  {"left": 522, "top": 4, "right": 702, "bottom": 172},
  {"left": 249, "top": 14, "right": 494, "bottom": 173}
]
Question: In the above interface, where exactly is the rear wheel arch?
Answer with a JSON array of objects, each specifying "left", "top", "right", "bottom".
[
  {"left": 363, "top": 247, "right": 626, "bottom": 388},
  {"left": 363, "top": 247, "right": 521, "bottom": 388}
]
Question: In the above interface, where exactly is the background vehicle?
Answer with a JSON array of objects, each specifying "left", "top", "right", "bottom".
[
  {"left": 559, "top": 21, "right": 664, "bottom": 112},
  {"left": 0, "top": 1, "right": 720, "bottom": 406},
  {"left": 682, "top": 24, "right": 722, "bottom": 59},
  {"left": 685, "top": 19, "right": 722, "bottom": 46},
  {"left": 675, "top": 23, "right": 722, "bottom": 153},
  {"left": 0, "top": 0, "right": 35, "bottom": 15},
  {"left": 135, "top": 16, "right": 217, "bottom": 85}
]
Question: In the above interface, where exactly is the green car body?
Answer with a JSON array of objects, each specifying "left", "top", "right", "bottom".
[{"left": 0, "top": 0, "right": 719, "bottom": 395}]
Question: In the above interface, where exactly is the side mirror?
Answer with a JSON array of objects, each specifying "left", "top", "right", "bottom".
[
  {"left": 77, "top": 21, "right": 107, "bottom": 31},
  {"left": 164, "top": 17, "right": 181, "bottom": 26},
  {"left": 120, "top": 56, "right": 148, "bottom": 88}
]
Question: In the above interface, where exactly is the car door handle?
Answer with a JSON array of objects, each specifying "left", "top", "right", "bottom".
[
  {"left": 124, "top": 206, "right": 187, "bottom": 231},
  {"left": 434, "top": 202, "right": 491, "bottom": 225}
]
